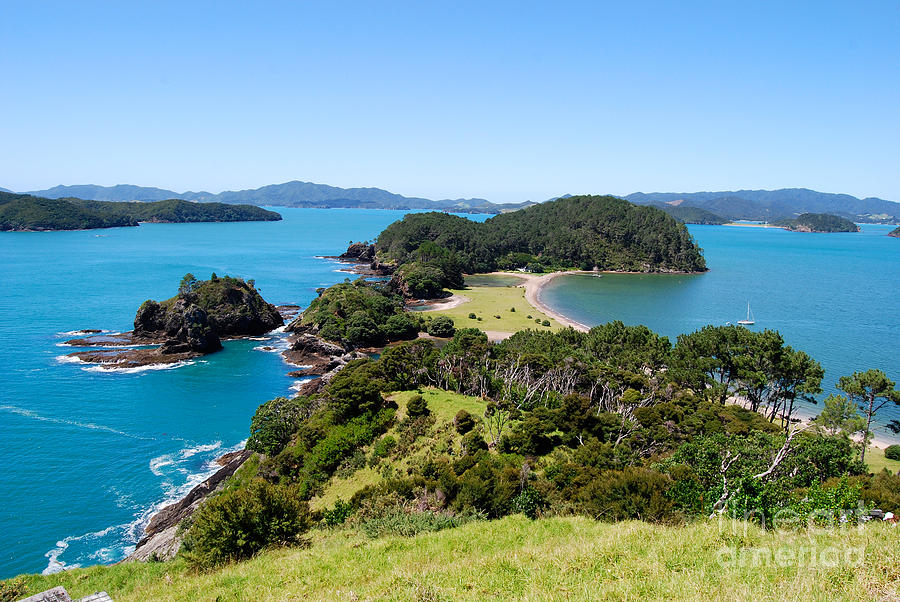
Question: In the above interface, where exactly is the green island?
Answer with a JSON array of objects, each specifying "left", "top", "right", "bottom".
[
  {"left": 773, "top": 212, "right": 860, "bottom": 233},
  {"left": 890, "top": 226, "right": 900, "bottom": 238},
  {"left": 0, "top": 191, "right": 281, "bottom": 231},
  {"left": 7, "top": 196, "right": 900, "bottom": 602}
]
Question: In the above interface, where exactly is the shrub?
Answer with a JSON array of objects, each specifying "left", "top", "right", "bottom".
[
  {"left": 512, "top": 486, "right": 543, "bottom": 519},
  {"left": 454, "top": 409, "right": 476, "bottom": 434},
  {"left": 468, "top": 312, "right": 477, "bottom": 319},
  {"left": 322, "top": 499, "right": 354, "bottom": 526},
  {"left": 382, "top": 313, "right": 419, "bottom": 341},
  {"left": 885, "top": 445, "right": 900, "bottom": 460},
  {"left": 427, "top": 315, "right": 456, "bottom": 338},
  {"left": 526, "top": 315, "right": 532, "bottom": 319},
  {"left": 580, "top": 467, "right": 674, "bottom": 522},
  {"left": 0, "top": 577, "right": 27, "bottom": 602},
  {"left": 182, "top": 480, "right": 311, "bottom": 569},
  {"left": 461, "top": 430, "right": 488, "bottom": 455},
  {"left": 542, "top": 320, "right": 550, "bottom": 327},
  {"left": 359, "top": 507, "right": 482, "bottom": 538},
  {"left": 247, "top": 396, "right": 313, "bottom": 456},
  {"left": 790, "top": 477, "right": 865, "bottom": 527},
  {"left": 406, "top": 394, "right": 429, "bottom": 417},
  {"left": 327, "top": 359, "right": 387, "bottom": 422},
  {"left": 372, "top": 434, "right": 397, "bottom": 459},
  {"left": 510, "top": 307, "right": 516, "bottom": 312},
  {"left": 353, "top": 493, "right": 485, "bottom": 538}
]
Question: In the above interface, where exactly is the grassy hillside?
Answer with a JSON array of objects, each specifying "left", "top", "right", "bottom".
[
  {"left": 6, "top": 515, "right": 899, "bottom": 601},
  {"left": 423, "top": 280, "right": 563, "bottom": 337}
]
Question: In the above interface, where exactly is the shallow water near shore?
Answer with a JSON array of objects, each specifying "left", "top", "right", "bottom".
[
  {"left": 0, "top": 213, "right": 898, "bottom": 578},
  {"left": 541, "top": 224, "right": 900, "bottom": 433}
]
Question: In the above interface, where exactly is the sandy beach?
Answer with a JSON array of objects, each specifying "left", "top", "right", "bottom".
[
  {"left": 488, "top": 271, "right": 590, "bottom": 332},
  {"left": 414, "top": 293, "right": 470, "bottom": 312}
]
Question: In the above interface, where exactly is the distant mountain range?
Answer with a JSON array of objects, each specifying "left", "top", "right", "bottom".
[
  {"left": 626, "top": 189, "right": 900, "bottom": 223},
  {"left": 19, "top": 181, "right": 532, "bottom": 214},
  {"left": 3, "top": 182, "right": 898, "bottom": 222}
]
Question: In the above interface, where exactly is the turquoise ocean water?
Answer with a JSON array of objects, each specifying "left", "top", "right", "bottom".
[
  {"left": 0, "top": 212, "right": 897, "bottom": 577},
  {"left": 541, "top": 224, "right": 900, "bottom": 428},
  {"left": 0, "top": 209, "right": 440, "bottom": 578}
]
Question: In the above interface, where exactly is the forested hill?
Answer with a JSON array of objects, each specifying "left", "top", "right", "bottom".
[
  {"left": 774, "top": 213, "right": 859, "bottom": 233},
  {"left": 375, "top": 195, "right": 707, "bottom": 274},
  {"left": 889, "top": 226, "right": 900, "bottom": 238},
  {"left": 22, "top": 181, "right": 528, "bottom": 214},
  {"left": 652, "top": 204, "right": 727, "bottom": 225},
  {"left": 627, "top": 188, "right": 900, "bottom": 223},
  {"left": 0, "top": 192, "right": 281, "bottom": 231}
]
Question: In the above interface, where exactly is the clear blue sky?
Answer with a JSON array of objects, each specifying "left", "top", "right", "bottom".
[{"left": 1, "top": 1, "right": 898, "bottom": 203}]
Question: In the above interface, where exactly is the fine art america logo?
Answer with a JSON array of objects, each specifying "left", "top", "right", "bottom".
[{"left": 712, "top": 505, "right": 895, "bottom": 568}]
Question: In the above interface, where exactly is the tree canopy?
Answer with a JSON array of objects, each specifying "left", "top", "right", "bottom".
[{"left": 374, "top": 195, "right": 707, "bottom": 277}]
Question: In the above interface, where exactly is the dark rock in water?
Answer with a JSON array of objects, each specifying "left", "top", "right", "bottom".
[
  {"left": 289, "top": 333, "right": 346, "bottom": 357},
  {"left": 157, "top": 339, "right": 195, "bottom": 355},
  {"left": 134, "top": 278, "right": 282, "bottom": 351},
  {"left": 67, "top": 346, "right": 199, "bottom": 369},
  {"left": 65, "top": 275, "right": 283, "bottom": 368}
]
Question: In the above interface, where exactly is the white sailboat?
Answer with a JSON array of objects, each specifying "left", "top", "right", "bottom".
[{"left": 737, "top": 302, "right": 755, "bottom": 326}]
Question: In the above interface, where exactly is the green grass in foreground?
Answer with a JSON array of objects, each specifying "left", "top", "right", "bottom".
[
  {"left": 866, "top": 446, "right": 900, "bottom": 475},
  {"left": 7, "top": 515, "right": 900, "bottom": 601},
  {"left": 427, "top": 283, "right": 562, "bottom": 336}
]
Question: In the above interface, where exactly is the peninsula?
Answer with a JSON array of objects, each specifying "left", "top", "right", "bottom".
[
  {"left": 0, "top": 191, "right": 281, "bottom": 231},
  {"left": 890, "top": 226, "right": 900, "bottom": 238}
]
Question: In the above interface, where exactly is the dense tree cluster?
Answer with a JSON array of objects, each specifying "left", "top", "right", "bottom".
[
  {"left": 0, "top": 191, "right": 280, "bottom": 231},
  {"left": 292, "top": 279, "right": 424, "bottom": 347},
  {"left": 241, "top": 321, "right": 897, "bottom": 534},
  {"left": 373, "top": 196, "right": 707, "bottom": 297},
  {"left": 774, "top": 212, "right": 860, "bottom": 233}
]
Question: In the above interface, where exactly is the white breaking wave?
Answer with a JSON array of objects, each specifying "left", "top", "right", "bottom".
[
  {"left": 45, "top": 438, "right": 248, "bottom": 574},
  {"left": 57, "top": 329, "right": 118, "bottom": 337},
  {"left": 148, "top": 454, "right": 176, "bottom": 477},
  {"left": 0, "top": 405, "right": 154, "bottom": 440},
  {"left": 55, "top": 354, "right": 88, "bottom": 364},
  {"left": 81, "top": 360, "right": 197, "bottom": 374},
  {"left": 290, "top": 377, "right": 316, "bottom": 392},
  {"left": 43, "top": 525, "right": 117, "bottom": 575},
  {"left": 180, "top": 441, "right": 222, "bottom": 459}
]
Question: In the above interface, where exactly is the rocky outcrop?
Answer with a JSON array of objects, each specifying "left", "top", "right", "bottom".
[
  {"left": 135, "top": 298, "right": 222, "bottom": 353},
  {"left": 64, "top": 275, "right": 283, "bottom": 369},
  {"left": 329, "top": 242, "right": 395, "bottom": 277},
  {"left": 339, "top": 241, "right": 376, "bottom": 261},
  {"left": 128, "top": 450, "right": 252, "bottom": 562}
]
